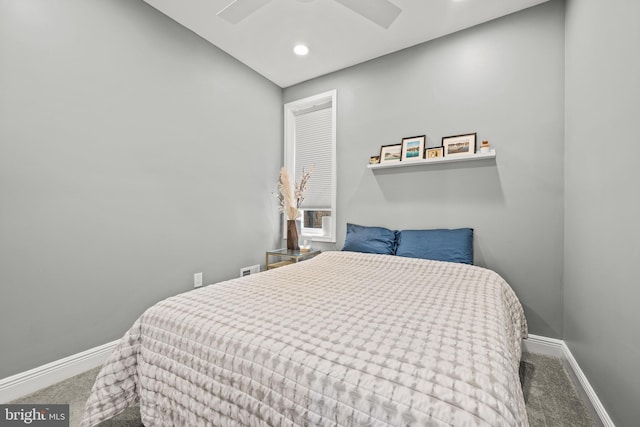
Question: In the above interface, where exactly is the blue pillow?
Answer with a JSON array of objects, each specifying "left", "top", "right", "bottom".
[
  {"left": 342, "top": 223, "right": 398, "bottom": 255},
  {"left": 396, "top": 228, "right": 473, "bottom": 264}
]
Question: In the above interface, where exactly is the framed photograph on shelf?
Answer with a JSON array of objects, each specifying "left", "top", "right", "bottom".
[
  {"left": 426, "top": 146, "right": 444, "bottom": 159},
  {"left": 401, "top": 135, "right": 426, "bottom": 161},
  {"left": 379, "top": 144, "right": 402, "bottom": 163},
  {"left": 442, "top": 133, "right": 477, "bottom": 157}
]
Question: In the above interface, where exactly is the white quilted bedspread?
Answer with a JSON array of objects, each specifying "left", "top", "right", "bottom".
[{"left": 81, "top": 251, "right": 528, "bottom": 427}]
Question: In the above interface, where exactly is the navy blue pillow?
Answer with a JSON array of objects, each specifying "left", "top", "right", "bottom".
[
  {"left": 342, "top": 223, "right": 398, "bottom": 255},
  {"left": 396, "top": 228, "right": 474, "bottom": 264}
]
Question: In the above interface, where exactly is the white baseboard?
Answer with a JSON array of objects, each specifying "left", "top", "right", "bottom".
[
  {"left": 0, "top": 340, "right": 118, "bottom": 404},
  {"left": 523, "top": 334, "right": 615, "bottom": 427},
  {"left": 522, "top": 333, "right": 565, "bottom": 358}
]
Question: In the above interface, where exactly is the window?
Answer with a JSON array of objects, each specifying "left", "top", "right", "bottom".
[{"left": 284, "top": 90, "right": 337, "bottom": 242}]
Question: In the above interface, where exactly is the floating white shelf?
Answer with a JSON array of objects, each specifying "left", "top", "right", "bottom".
[{"left": 367, "top": 149, "right": 496, "bottom": 170}]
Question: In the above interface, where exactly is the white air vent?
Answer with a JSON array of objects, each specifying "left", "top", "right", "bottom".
[{"left": 240, "top": 264, "right": 261, "bottom": 277}]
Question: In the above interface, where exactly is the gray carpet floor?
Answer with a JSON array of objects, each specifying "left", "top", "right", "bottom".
[{"left": 11, "top": 352, "right": 595, "bottom": 427}]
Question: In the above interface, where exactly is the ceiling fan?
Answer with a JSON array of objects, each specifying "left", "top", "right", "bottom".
[{"left": 216, "top": 0, "right": 402, "bottom": 29}]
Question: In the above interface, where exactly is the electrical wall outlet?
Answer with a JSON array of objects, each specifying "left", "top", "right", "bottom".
[
  {"left": 240, "top": 264, "right": 261, "bottom": 277},
  {"left": 194, "top": 272, "right": 203, "bottom": 288}
]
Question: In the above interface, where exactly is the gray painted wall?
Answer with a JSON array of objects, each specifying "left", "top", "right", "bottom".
[
  {"left": 284, "top": 1, "right": 565, "bottom": 338},
  {"left": 564, "top": 0, "right": 640, "bottom": 425},
  {"left": 0, "top": 0, "right": 282, "bottom": 378}
]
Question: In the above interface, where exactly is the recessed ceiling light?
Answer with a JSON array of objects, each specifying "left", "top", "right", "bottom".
[{"left": 293, "top": 44, "right": 309, "bottom": 56}]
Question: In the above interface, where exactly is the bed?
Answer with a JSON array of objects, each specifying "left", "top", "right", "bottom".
[{"left": 81, "top": 251, "right": 528, "bottom": 426}]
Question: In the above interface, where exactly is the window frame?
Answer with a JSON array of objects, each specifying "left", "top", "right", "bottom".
[{"left": 283, "top": 90, "right": 337, "bottom": 243}]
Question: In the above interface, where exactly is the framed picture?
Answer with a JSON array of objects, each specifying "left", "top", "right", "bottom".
[
  {"left": 442, "top": 133, "right": 477, "bottom": 157},
  {"left": 369, "top": 155, "right": 380, "bottom": 164},
  {"left": 426, "top": 146, "right": 444, "bottom": 159},
  {"left": 379, "top": 144, "right": 402, "bottom": 163},
  {"left": 401, "top": 135, "right": 426, "bottom": 161}
]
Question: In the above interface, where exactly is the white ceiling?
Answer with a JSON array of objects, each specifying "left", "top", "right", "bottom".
[{"left": 143, "top": 0, "right": 549, "bottom": 88}]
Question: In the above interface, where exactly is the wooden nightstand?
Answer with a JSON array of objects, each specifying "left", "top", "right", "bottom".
[{"left": 265, "top": 248, "right": 321, "bottom": 270}]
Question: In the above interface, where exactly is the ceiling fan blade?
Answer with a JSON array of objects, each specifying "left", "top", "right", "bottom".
[
  {"left": 334, "top": 0, "right": 401, "bottom": 29},
  {"left": 216, "top": 0, "right": 271, "bottom": 24}
]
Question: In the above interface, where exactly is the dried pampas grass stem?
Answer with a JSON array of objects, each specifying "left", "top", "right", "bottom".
[
  {"left": 277, "top": 167, "right": 313, "bottom": 220},
  {"left": 278, "top": 168, "right": 299, "bottom": 220}
]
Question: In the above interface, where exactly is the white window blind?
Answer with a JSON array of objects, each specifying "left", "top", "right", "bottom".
[
  {"left": 284, "top": 90, "right": 337, "bottom": 242},
  {"left": 294, "top": 104, "right": 332, "bottom": 209}
]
